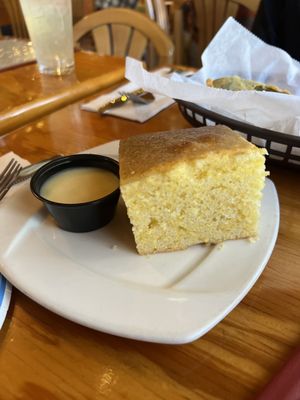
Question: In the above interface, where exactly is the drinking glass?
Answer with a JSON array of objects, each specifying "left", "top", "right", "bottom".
[{"left": 20, "top": 0, "right": 75, "bottom": 76}]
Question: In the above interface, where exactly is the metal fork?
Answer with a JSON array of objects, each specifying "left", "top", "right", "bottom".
[{"left": 0, "top": 159, "right": 23, "bottom": 201}]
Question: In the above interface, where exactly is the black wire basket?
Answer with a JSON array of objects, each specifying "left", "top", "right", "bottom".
[{"left": 176, "top": 99, "right": 300, "bottom": 170}]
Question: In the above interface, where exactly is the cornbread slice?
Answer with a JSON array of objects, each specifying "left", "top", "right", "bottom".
[{"left": 119, "top": 125, "right": 267, "bottom": 255}]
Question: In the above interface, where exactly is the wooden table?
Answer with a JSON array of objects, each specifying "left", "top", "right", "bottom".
[
  {"left": 0, "top": 52, "right": 300, "bottom": 400},
  {"left": 0, "top": 51, "right": 127, "bottom": 113}
]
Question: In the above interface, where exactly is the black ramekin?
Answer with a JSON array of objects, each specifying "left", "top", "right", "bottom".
[{"left": 30, "top": 154, "right": 120, "bottom": 232}]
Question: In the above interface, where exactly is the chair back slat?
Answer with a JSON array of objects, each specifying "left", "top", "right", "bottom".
[
  {"left": 3, "top": 0, "right": 28, "bottom": 38},
  {"left": 237, "top": 0, "right": 260, "bottom": 13},
  {"left": 92, "top": 26, "right": 112, "bottom": 55},
  {"left": 194, "top": 0, "right": 259, "bottom": 54},
  {"left": 215, "top": 0, "right": 239, "bottom": 31},
  {"left": 209, "top": 0, "right": 215, "bottom": 50},
  {"left": 144, "top": 0, "right": 169, "bottom": 33},
  {"left": 153, "top": 0, "right": 170, "bottom": 33},
  {"left": 111, "top": 24, "right": 132, "bottom": 56},
  {"left": 72, "top": 0, "right": 84, "bottom": 23},
  {"left": 224, "top": 1, "right": 239, "bottom": 22},
  {"left": 127, "top": 30, "right": 148, "bottom": 59},
  {"left": 197, "top": 0, "right": 213, "bottom": 52}
]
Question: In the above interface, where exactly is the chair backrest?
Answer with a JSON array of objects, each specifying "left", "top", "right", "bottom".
[
  {"left": 0, "top": 0, "right": 11, "bottom": 28},
  {"left": 144, "top": 0, "right": 170, "bottom": 33},
  {"left": 73, "top": 8, "right": 174, "bottom": 66},
  {"left": 194, "top": 0, "right": 260, "bottom": 54},
  {"left": 72, "top": 0, "right": 95, "bottom": 23},
  {"left": 72, "top": 0, "right": 85, "bottom": 23},
  {"left": 3, "top": 0, "right": 28, "bottom": 38}
]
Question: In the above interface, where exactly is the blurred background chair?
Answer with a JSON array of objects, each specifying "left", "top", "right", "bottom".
[
  {"left": 0, "top": 0, "right": 11, "bottom": 36},
  {"left": 144, "top": 0, "right": 170, "bottom": 33},
  {"left": 95, "top": 0, "right": 139, "bottom": 9},
  {"left": 92, "top": 0, "right": 175, "bottom": 62},
  {"left": 2, "top": 0, "right": 28, "bottom": 38},
  {"left": 186, "top": 0, "right": 260, "bottom": 66},
  {"left": 72, "top": 0, "right": 95, "bottom": 23},
  {"left": 73, "top": 7, "right": 174, "bottom": 67},
  {"left": 143, "top": 0, "right": 186, "bottom": 65},
  {"left": 94, "top": 0, "right": 170, "bottom": 34}
]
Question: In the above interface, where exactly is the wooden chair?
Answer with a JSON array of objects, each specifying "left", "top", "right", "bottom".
[
  {"left": 0, "top": 0, "right": 11, "bottom": 31},
  {"left": 73, "top": 8, "right": 174, "bottom": 66},
  {"left": 72, "top": 0, "right": 95, "bottom": 23},
  {"left": 194, "top": 0, "right": 261, "bottom": 55},
  {"left": 2, "top": 0, "right": 28, "bottom": 38},
  {"left": 144, "top": 0, "right": 170, "bottom": 33}
]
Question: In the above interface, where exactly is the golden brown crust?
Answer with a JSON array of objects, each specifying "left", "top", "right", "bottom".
[{"left": 119, "top": 125, "right": 263, "bottom": 185}]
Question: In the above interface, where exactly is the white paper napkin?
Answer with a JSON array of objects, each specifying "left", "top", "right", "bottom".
[
  {"left": 0, "top": 151, "right": 29, "bottom": 329},
  {"left": 125, "top": 17, "right": 300, "bottom": 136},
  {"left": 81, "top": 69, "right": 175, "bottom": 123}
]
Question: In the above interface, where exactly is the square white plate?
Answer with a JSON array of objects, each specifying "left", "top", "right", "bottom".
[{"left": 0, "top": 142, "right": 279, "bottom": 343}]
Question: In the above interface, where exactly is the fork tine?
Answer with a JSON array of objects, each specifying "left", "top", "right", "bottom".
[
  {"left": 0, "top": 159, "right": 17, "bottom": 185},
  {"left": 0, "top": 158, "right": 15, "bottom": 183},
  {"left": 0, "top": 161, "right": 22, "bottom": 201},
  {"left": 0, "top": 160, "right": 20, "bottom": 187}
]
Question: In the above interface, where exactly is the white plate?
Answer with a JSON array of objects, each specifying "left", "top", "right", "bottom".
[{"left": 0, "top": 142, "right": 279, "bottom": 344}]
